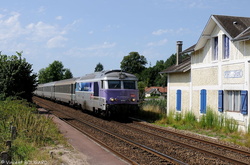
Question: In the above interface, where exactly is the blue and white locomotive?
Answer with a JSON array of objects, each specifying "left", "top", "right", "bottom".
[{"left": 34, "top": 70, "right": 139, "bottom": 117}]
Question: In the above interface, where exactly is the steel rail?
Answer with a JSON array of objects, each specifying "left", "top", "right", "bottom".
[
  {"left": 132, "top": 118, "right": 250, "bottom": 157},
  {"left": 33, "top": 97, "right": 138, "bottom": 165},
  {"left": 70, "top": 118, "right": 187, "bottom": 165},
  {"left": 128, "top": 118, "right": 250, "bottom": 165},
  {"left": 33, "top": 97, "right": 186, "bottom": 165}
]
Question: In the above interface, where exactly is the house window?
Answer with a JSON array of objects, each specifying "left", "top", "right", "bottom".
[
  {"left": 223, "top": 35, "right": 230, "bottom": 59},
  {"left": 218, "top": 90, "right": 248, "bottom": 115},
  {"left": 226, "top": 91, "right": 240, "bottom": 112},
  {"left": 213, "top": 37, "right": 218, "bottom": 61},
  {"left": 176, "top": 90, "right": 181, "bottom": 111},
  {"left": 200, "top": 89, "right": 207, "bottom": 113}
]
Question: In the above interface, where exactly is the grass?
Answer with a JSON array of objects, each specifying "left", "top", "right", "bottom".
[
  {"left": 137, "top": 99, "right": 250, "bottom": 147},
  {"left": 0, "top": 98, "right": 66, "bottom": 162}
]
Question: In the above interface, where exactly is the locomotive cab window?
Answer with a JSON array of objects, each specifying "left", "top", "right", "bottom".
[
  {"left": 123, "top": 80, "right": 136, "bottom": 89},
  {"left": 108, "top": 80, "right": 121, "bottom": 89}
]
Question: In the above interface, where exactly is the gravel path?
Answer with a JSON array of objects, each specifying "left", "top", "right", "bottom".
[{"left": 39, "top": 108, "right": 129, "bottom": 165}]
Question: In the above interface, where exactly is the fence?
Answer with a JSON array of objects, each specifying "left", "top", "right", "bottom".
[{"left": 1, "top": 125, "right": 17, "bottom": 165}]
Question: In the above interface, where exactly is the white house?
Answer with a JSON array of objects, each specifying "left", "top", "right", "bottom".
[{"left": 161, "top": 15, "right": 250, "bottom": 132}]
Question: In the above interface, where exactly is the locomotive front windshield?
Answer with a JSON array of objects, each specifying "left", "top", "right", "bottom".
[
  {"left": 108, "top": 80, "right": 121, "bottom": 89},
  {"left": 123, "top": 80, "right": 136, "bottom": 89},
  {"left": 107, "top": 80, "right": 136, "bottom": 89}
]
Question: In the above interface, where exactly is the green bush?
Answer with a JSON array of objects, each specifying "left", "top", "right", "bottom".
[
  {"left": 154, "top": 108, "right": 239, "bottom": 134},
  {"left": 0, "top": 99, "right": 64, "bottom": 162},
  {"left": 142, "top": 99, "right": 167, "bottom": 114},
  {"left": 166, "top": 110, "right": 175, "bottom": 124},
  {"left": 224, "top": 117, "right": 239, "bottom": 133},
  {"left": 174, "top": 112, "right": 182, "bottom": 122},
  {"left": 198, "top": 108, "right": 223, "bottom": 130},
  {"left": 183, "top": 111, "right": 196, "bottom": 124}
]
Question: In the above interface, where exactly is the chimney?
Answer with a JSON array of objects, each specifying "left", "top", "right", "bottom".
[{"left": 176, "top": 41, "right": 183, "bottom": 66}]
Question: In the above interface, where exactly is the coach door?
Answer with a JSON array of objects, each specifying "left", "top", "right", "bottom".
[
  {"left": 71, "top": 83, "right": 76, "bottom": 103},
  {"left": 94, "top": 82, "right": 99, "bottom": 96},
  {"left": 92, "top": 82, "right": 100, "bottom": 109}
]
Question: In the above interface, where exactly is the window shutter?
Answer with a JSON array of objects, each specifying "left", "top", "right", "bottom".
[
  {"left": 176, "top": 90, "right": 181, "bottom": 111},
  {"left": 200, "top": 89, "right": 207, "bottom": 113},
  {"left": 218, "top": 90, "right": 223, "bottom": 112},
  {"left": 240, "top": 90, "right": 248, "bottom": 115}
]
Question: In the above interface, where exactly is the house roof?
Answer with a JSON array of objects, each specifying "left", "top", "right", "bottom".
[
  {"left": 181, "top": 44, "right": 196, "bottom": 54},
  {"left": 160, "top": 56, "right": 191, "bottom": 74},
  {"left": 233, "top": 27, "right": 250, "bottom": 41},
  {"left": 161, "top": 15, "right": 250, "bottom": 75},
  {"left": 195, "top": 15, "right": 250, "bottom": 50},
  {"left": 145, "top": 86, "right": 167, "bottom": 93}
]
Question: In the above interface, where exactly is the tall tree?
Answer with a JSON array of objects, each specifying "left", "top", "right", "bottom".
[
  {"left": 47, "top": 61, "right": 64, "bottom": 81},
  {"left": 120, "top": 52, "right": 147, "bottom": 74},
  {"left": 152, "top": 60, "right": 167, "bottom": 86},
  {"left": 0, "top": 52, "right": 37, "bottom": 101},
  {"left": 94, "top": 62, "right": 104, "bottom": 72},
  {"left": 38, "top": 61, "right": 73, "bottom": 83},
  {"left": 37, "top": 68, "right": 49, "bottom": 84},
  {"left": 63, "top": 68, "right": 73, "bottom": 79}
]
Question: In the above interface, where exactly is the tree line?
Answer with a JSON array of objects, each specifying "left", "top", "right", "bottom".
[
  {"left": 38, "top": 51, "right": 179, "bottom": 87},
  {"left": 0, "top": 51, "right": 183, "bottom": 101}
]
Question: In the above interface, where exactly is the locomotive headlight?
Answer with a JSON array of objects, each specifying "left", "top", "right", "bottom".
[
  {"left": 131, "top": 98, "right": 136, "bottom": 102},
  {"left": 110, "top": 97, "right": 115, "bottom": 102}
]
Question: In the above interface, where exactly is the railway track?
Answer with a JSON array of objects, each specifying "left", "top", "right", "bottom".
[
  {"left": 33, "top": 96, "right": 182, "bottom": 164},
  {"left": 33, "top": 96, "right": 250, "bottom": 164},
  {"left": 116, "top": 120, "right": 250, "bottom": 165},
  {"left": 129, "top": 120, "right": 250, "bottom": 158}
]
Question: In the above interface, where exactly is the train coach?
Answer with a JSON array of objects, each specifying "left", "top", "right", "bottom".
[{"left": 34, "top": 70, "right": 139, "bottom": 117}]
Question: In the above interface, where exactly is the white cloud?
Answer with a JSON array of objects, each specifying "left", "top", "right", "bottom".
[
  {"left": 47, "top": 36, "right": 68, "bottom": 48},
  {"left": 187, "top": 0, "right": 209, "bottom": 9},
  {"left": 103, "top": 24, "right": 120, "bottom": 32},
  {"left": 66, "top": 42, "right": 117, "bottom": 57},
  {"left": 0, "top": 11, "right": 73, "bottom": 54},
  {"left": 147, "top": 39, "right": 168, "bottom": 47},
  {"left": 85, "top": 42, "right": 116, "bottom": 51},
  {"left": 56, "top": 16, "right": 62, "bottom": 20},
  {"left": 0, "top": 12, "right": 24, "bottom": 40},
  {"left": 152, "top": 28, "right": 189, "bottom": 36},
  {"left": 152, "top": 29, "right": 172, "bottom": 35},
  {"left": 26, "top": 21, "right": 65, "bottom": 41},
  {"left": 38, "top": 6, "right": 46, "bottom": 13}
]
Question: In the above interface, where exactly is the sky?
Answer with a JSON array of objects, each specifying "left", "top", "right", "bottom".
[{"left": 0, "top": 0, "right": 250, "bottom": 77}]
